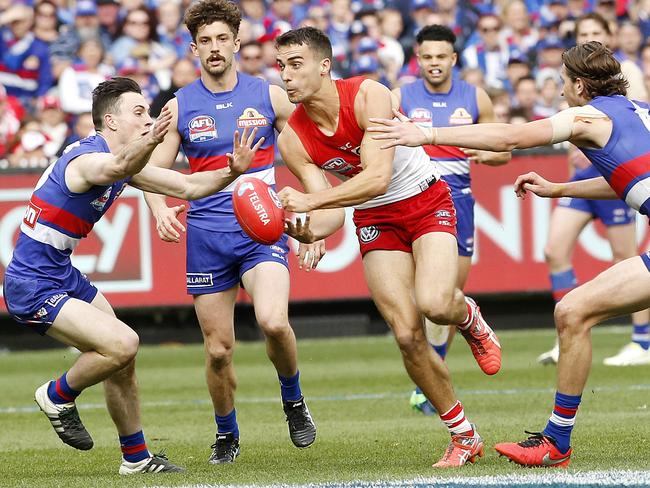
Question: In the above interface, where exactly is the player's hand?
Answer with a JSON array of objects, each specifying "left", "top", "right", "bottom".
[
  {"left": 227, "top": 127, "right": 265, "bottom": 175},
  {"left": 514, "top": 172, "right": 559, "bottom": 199},
  {"left": 151, "top": 106, "right": 173, "bottom": 144},
  {"left": 284, "top": 214, "right": 315, "bottom": 244},
  {"left": 153, "top": 204, "right": 186, "bottom": 242},
  {"left": 367, "top": 109, "right": 432, "bottom": 149},
  {"left": 461, "top": 148, "right": 509, "bottom": 166},
  {"left": 296, "top": 239, "right": 326, "bottom": 271},
  {"left": 278, "top": 186, "right": 314, "bottom": 213}
]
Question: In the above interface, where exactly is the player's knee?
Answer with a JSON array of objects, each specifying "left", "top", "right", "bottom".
[
  {"left": 393, "top": 328, "right": 426, "bottom": 356},
  {"left": 111, "top": 328, "right": 139, "bottom": 368},
  {"left": 418, "top": 294, "right": 455, "bottom": 324},
  {"left": 544, "top": 244, "right": 564, "bottom": 267},
  {"left": 205, "top": 340, "right": 234, "bottom": 370},
  {"left": 257, "top": 314, "right": 290, "bottom": 340},
  {"left": 554, "top": 296, "right": 587, "bottom": 336}
]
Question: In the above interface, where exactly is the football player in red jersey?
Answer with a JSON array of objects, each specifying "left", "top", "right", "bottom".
[{"left": 275, "top": 27, "right": 502, "bottom": 468}]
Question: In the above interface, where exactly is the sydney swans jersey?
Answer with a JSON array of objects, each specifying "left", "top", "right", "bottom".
[
  {"left": 7, "top": 135, "right": 129, "bottom": 278},
  {"left": 580, "top": 96, "right": 650, "bottom": 216},
  {"left": 287, "top": 77, "right": 438, "bottom": 210},
  {"left": 400, "top": 76, "right": 478, "bottom": 192},
  {"left": 176, "top": 73, "right": 277, "bottom": 232}
]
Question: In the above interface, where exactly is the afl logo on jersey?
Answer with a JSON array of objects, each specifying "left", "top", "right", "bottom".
[
  {"left": 409, "top": 108, "right": 432, "bottom": 125},
  {"left": 189, "top": 115, "right": 217, "bottom": 142},
  {"left": 237, "top": 108, "right": 269, "bottom": 128},
  {"left": 322, "top": 157, "right": 354, "bottom": 174},
  {"left": 449, "top": 108, "right": 473, "bottom": 125},
  {"left": 359, "top": 225, "right": 380, "bottom": 243}
]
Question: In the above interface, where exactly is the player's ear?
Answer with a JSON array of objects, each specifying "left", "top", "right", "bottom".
[
  {"left": 104, "top": 113, "right": 117, "bottom": 131},
  {"left": 233, "top": 36, "right": 241, "bottom": 54},
  {"left": 189, "top": 41, "right": 199, "bottom": 57},
  {"left": 320, "top": 57, "right": 331, "bottom": 77}
]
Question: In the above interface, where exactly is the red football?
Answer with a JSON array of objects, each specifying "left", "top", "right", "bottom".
[{"left": 232, "top": 177, "right": 285, "bottom": 245}]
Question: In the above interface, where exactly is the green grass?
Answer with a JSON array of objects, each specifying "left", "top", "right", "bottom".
[{"left": 0, "top": 326, "right": 648, "bottom": 487}]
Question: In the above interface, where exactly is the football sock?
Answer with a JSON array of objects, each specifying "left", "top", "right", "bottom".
[
  {"left": 439, "top": 400, "right": 474, "bottom": 437},
  {"left": 47, "top": 372, "right": 81, "bottom": 404},
  {"left": 120, "top": 430, "right": 150, "bottom": 463},
  {"left": 278, "top": 371, "right": 302, "bottom": 402},
  {"left": 458, "top": 302, "right": 474, "bottom": 331},
  {"left": 216, "top": 409, "right": 239, "bottom": 438},
  {"left": 543, "top": 391, "right": 581, "bottom": 454},
  {"left": 550, "top": 269, "right": 577, "bottom": 302},
  {"left": 632, "top": 323, "right": 650, "bottom": 350}
]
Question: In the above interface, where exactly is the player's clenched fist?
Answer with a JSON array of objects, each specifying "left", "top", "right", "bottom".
[{"left": 278, "top": 186, "right": 315, "bottom": 213}]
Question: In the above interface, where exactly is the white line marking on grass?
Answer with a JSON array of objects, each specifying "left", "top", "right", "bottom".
[
  {"left": 146, "top": 470, "right": 650, "bottom": 488},
  {"left": 2, "top": 383, "right": 650, "bottom": 415}
]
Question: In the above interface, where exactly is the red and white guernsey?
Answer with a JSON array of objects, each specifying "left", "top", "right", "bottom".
[{"left": 287, "top": 77, "right": 438, "bottom": 209}]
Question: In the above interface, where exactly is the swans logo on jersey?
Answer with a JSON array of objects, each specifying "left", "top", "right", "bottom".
[
  {"left": 322, "top": 157, "right": 355, "bottom": 174},
  {"left": 237, "top": 181, "right": 255, "bottom": 196},
  {"left": 91, "top": 187, "right": 112, "bottom": 212},
  {"left": 268, "top": 187, "right": 282, "bottom": 209},
  {"left": 338, "top": 142, "right": 361, "bottom": 156},
  {"left": 189, "top": 115, "right": 217, "bottom": 142},
  {"left": 449, "top": 107, "right": 473, "bottom": 125},
  {"left": 23, "top": 201, "right": 42, "bottom": 229},
  {"left": 359, "top": 225, "right": 380, "bottom": 243},
  {"left": 409, "top": 108, "right": 432, "bottom": 124},
  {"left": 237, "top": 108, "right": 268, "bottom": 128}
]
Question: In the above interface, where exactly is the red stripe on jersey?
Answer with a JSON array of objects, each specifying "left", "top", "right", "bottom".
[
  {"left": 609, "top": 152, "right": 650, "bottom": 196},
  {"left": 31, "top": 195, "right": 93, "bottom": 237},
  {"left": 424, "top": 145, "right": 467, "bottom": 160},
  {"left": 121, "top": 443, "right": 148, "bottom": 455},
  {"left": 554, "top": 405, "right": 578, "bottom": 416},
  {"left": 188, "top": 145, "right": 275, "bottom": 173}
]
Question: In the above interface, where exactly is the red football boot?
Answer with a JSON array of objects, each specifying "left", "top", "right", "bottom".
[
  {"left": 495, "top": 432, "right": 572, "bottom": 468},
  {"left": 459, "top": 297, "right": 502, "bottom": 375},
  {"left": 432, "top": 429, "right": 484, "bottom": 468}
]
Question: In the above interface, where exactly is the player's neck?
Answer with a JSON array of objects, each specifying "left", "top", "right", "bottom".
[
  {"left": 97, "top": 130, "right": 124, "bottom": 154},
  {"left": 201, "top": 66, "right": 238, "bottom": 93},
  {"left": 424, "top": 77, "right": 452, "bottom": 94},
  {"left": 302, "top": 78, "right": 340, "bottom": 135}
]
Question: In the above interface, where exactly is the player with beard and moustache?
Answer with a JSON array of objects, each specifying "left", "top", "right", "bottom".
[
  {"left": 393, "top": 25, "right": 511, "bottom": 414},
  {"left": 143, "top": 0, "right": 320, "bottom": 465}
]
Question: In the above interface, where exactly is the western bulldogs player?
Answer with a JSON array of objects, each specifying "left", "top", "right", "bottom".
[
  {"left": 144, "top": 0, "right": 318, "bottom": 464},
  {"left": 2, "top": 77, "right": 263, "bottom": 474},
  {"left": 394, "top": 25, "right": 510, "bottom": 414},
  {"left": 369, "top": 41, "right": 650, "bottom": 467},
  {"left": 275, "top": 27, "right": 502, "bottom": 468}
]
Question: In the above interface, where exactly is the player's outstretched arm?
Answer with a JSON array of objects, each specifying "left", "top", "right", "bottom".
[
  {"left": 514, "top": 172, "right": 618, "bottom": 200},
  {"left": 131, "top": 127, "right": 265, "bottom": 200}
]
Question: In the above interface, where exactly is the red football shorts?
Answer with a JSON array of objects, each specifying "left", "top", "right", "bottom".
[{"left": 352, "top": 179, "right": 457, "bottom": 256}]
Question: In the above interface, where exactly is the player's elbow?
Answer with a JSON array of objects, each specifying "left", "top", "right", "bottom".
[{"left": 368, "top": 173, "right": 391, "bottom": 198}]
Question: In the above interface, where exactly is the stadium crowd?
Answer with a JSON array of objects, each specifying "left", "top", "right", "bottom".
[{"left": 0, "top": 0, "right": 649, "bottom": 169}]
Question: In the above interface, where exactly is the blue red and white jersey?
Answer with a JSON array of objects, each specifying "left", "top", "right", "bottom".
[
  {"left": 400, "top": 76, "right": 478, "bottom": 193},
  {"left": 7, "top": 135, "right": 129, "bottom": 277},
  {"left": 176, "top": 73, "right": 277, "bottom": 232},
  {"left": 580, "top": 96, "right": 650, "bottom": 217}
]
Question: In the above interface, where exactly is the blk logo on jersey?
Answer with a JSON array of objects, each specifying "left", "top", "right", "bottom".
[
  {"left": 91, "top": 187, "right": 112, "bottom": 212},
  {"left": 23, "top": 201, "right": 42, "bottom": 229},
  {"left": 359, "top": 225, "right": 380, "bottom": 243},
  {"left": 189, "top": 115, "right": 218, "bottom": 142},
  {"left": 409, "top": 108, "right": 432, "bottom": 124},
  {"left": 449, "top": 108, "right": 473, "bottom": 125},
  {"left": 237, "top": 108, "right": 268, "bottom": 128}
]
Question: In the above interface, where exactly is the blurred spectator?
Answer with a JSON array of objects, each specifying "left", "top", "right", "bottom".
[
  {"left": 57, "top": 112, "right": 95, "bottom": 156},
  {"left": 96, "top": 0, "right": 121, "bottom": 41},
  {"left": 329, "top": 0, "right": 354, "bottom": 54},
  {"left": 616, "top": 22, "right": 643, "bottom": 66},
  {"left": 238, "top": 41, "right": 265, "bottom": 78},
  {"left": 503, "top": 56, "right": 531, "bottom": 95},
  {"left": 434, "top": 0, "right": 479, "bottom": 50},
  {"left": 8, "top": 119, "right": 49, "bottom": 169},
  {"left": 58, "top": 38, "right": 112, "bottom": 115},
  {"left": 0, "top": 4, "right": 54, "bottom": 105},
  {"left": 265, "top": 0, "right": 302, "bottom": 29},
  {"left": 461, "top": 66, "right": 487, "bottom": 89},
  {"left": 575, "top": 12, "right": 647, "bottom": 101},
  {"left": 595, "top": 0, "right": 618, "bottom": 22},
  {"left": 567, "top": 0, "right": 587, "bottom": 19},
  {"left": 492, "top": 99, "right": 512, "bottom": 122},
  {"left": 150, "top": 58, "right": 198, "bottom": 117},
  {"left": 533, "top": 67, "right": 561, "bottom": 118},
  {"left": 157, "top": 0, "right": 192, "bottom": 60},
  {"left": 240, "top": 0, "right": 267, "bottom": 39},
  {"left": 462, "top": 13, "right": 508, "bottom": 89},
  {"left": 351, "top": 54, "right": 389, "bottom": 85},
  {"left": 512, "top": 75, "right": 538, "bottom": 120},
  {"left": 110, "top": 7, "right": 177, "bottom": 89},
  {"left": 378, "top": 8, "right": 405, "bottom": 86},
  {"left": 536, "top": 35, "right": 565, "bottom": 69},
  {"left": 117, "top": 56, "right": 160, "bottom": 103},
  {"left": 50, "top": 0, "right": 113, "bottom": 79},
  {"left": 302, "top": 5, "right": 330, "bottom": 32},
  {"left": 36, "top": 95, "right": 68, "bottom": 157},
  {"left": 411, "top": 0, "right": 436, "bottom": 36},
  {"left": 499, "top": 0, "right": 539, "bottom": 61},
  {"left": 0, "top": 84, "right": 21, "bottom": 157},
  {"left": 34, "top": 1, "right": 60, "bottom": 44},
  {"left": 631, "top": 0, "right": 650, "bottom": 39}
]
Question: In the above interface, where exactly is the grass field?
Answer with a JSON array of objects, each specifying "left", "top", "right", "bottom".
[{"left": 0, "top": 325, "right": 649, "bottom": 487}]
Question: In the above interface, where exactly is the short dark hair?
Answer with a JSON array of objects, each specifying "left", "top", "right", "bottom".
[
  {"left": 92, "top": 77, "right": 142, "bottom": 130},
  {"left": 275, "top": 27, "right": 333, "bottom": 62},
  {"left": 562, "top": 41, "right": 627, "bottom": 98},
  {"left": 184, "top": 0, "right": 241, "bottom": 41},
  {"left": 416, "top": 24, "right": 457, "bottom": 47},
  {"left": 575, "top": 12, "right": 611, "bottom": 37}
]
